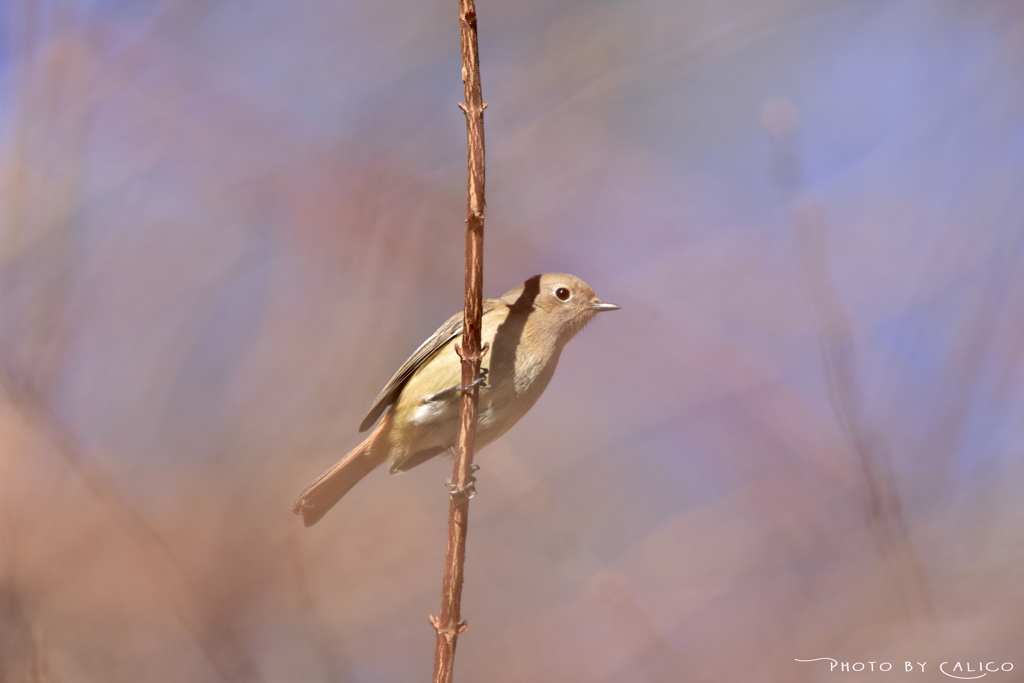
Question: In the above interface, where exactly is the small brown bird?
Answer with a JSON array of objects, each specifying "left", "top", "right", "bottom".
[{"left": 292, "top": 273, "right": 619, "bottom": 525}]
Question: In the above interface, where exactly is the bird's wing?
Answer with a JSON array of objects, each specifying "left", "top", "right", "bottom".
[{"left": 358, "top": 298, "right": 502, "bottom": 432}]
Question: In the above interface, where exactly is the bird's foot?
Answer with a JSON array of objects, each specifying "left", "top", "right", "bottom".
[
  {"left": 445, "top": 468, "right": 479, "bottom": 499},
  {"left": 424, "top": 368, "right": 489, "bottom": 403},
  {"left": 460, "top": 374, "right": 491, "bottom": 392}
]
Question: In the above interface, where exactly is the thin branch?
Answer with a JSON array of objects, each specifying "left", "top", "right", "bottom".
[{"left": 430, "top": 0, "right": 486, "bottom": 680}]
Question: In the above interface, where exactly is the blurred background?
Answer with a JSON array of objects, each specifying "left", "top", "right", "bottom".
[{"left": 2, "top": 0, "right": 1023, "bottom": 680}]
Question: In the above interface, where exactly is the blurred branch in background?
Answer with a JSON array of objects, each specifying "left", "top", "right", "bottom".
[
  {"left": 763, "top": 98, "right": 933, "bottom": 623},
  {"left": 1, "top": 0, "right": 219, "bottom": 390},
  {"left": 0, "top": 4, "right": 281, "bottom": 681},
  {"left": 0, "top": 367, "right": 263, "bottom": 683}
]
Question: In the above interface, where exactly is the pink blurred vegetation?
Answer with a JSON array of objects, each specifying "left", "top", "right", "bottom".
[{"left": 2, "top": 0, "right": 1024, "bottom": 681}]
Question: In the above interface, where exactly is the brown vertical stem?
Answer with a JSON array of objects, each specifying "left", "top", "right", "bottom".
[{"left": 430, "top": 0, "right": 485, "bottom": 681}]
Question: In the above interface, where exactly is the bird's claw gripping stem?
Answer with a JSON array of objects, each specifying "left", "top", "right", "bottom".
[
  {"left": 446, "top": 464, "right": 480, "bottom": 499},
  {"left": 460, "top": 373, "right": 490, "bottom": 392}
]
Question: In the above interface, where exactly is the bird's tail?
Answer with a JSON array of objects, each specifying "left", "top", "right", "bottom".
[{"left": 292, "top": 413, "right": 391, "bottom": 526}]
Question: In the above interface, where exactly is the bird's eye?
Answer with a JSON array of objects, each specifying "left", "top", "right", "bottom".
[{"left": 554, "top": 287, "right": 571, "bottom": 302}]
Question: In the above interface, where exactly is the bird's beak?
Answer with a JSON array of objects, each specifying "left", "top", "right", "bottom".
[{"left": 590, "top": 301, "right": 621, "bottom": 312}]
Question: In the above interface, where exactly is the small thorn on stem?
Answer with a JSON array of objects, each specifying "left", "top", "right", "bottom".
[
  {"left": 457, "top": 621, "right": 468, "bottom": 633},
  {"left": 429, "top": 615, "right": 441, "bottom": 632},
  {"left": 455, "top": 342, "right": 489, "bottom": 364},
  {"left": 458, "top": 102, "right": 468, "bottom": 112}
]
